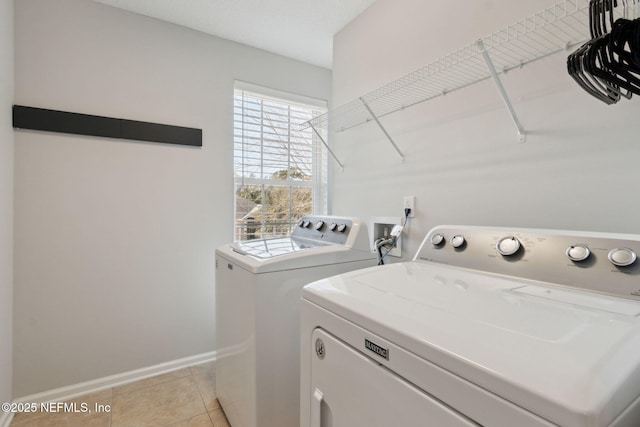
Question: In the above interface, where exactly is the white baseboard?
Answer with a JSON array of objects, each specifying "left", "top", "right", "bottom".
[
  {"left": 0, "top": 411, "right": 14, "bottom": 427},
  {"left": 13, "top": 351, "right": 216, "bottom": 405}
]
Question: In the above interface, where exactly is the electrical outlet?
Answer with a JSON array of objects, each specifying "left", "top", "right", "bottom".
[{"left": 403, "top": 196, "right": 415, "bottom": 217}]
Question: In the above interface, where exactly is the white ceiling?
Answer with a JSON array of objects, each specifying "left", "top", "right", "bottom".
[{"left": 93, "top": 0, "right": 377, "bottom": 69}]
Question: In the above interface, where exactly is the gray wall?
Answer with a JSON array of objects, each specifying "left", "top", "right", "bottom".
[
  {"left": 0, "top": 0, "right": 14, "bottom": 408},
  {"left": 13, "top": 0, "right": 331, "bottom": 397},
  {"left": 331, "top": 0, "right": 640, "bottom": 259}
]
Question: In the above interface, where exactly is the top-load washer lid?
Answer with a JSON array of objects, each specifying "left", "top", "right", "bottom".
[
  {"left": 302, "top": 261, "right": 640, "bottom": 427},
  {"left": 229, "top": 236, "right": 330, "bottom": 259},
  {"left": 215, "top": 215, "right": 376, "bottom": 274}
]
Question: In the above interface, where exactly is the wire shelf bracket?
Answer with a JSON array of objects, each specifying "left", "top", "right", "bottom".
[
  {"left": 360, "top": 98, "right": 405, "bottom": 161},
  {"left": 310, "top": 123, "right": 345, "bottom": 171},
  {"left": 477, "top": 40, "right": 527, "bottom": 143}
]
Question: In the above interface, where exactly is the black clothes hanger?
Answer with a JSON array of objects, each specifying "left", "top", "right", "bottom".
[
  {"left": 567, "top": 0, "right": 640, "bottom": 104},
  {"left": 568, "top": 39, "right": 621, "bottom": 104},
  {"left": 593, "top": 19, "right": 640, "bottom": 95}
]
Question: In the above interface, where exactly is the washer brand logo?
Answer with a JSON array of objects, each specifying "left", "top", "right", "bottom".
[{"left": 365, "top": 339, "right": 389, "bottom": 360}]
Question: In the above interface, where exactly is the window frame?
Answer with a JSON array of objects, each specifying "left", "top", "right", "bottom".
[{"left": 233, "top": 81, "right": 328, "bottom": 241}]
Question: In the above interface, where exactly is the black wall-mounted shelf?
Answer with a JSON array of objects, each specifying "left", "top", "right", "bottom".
[{"left": 12, "top": 105, "right": 202, "bottom": 147}]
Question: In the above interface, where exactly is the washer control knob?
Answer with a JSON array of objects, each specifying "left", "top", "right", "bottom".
[
  {"left": 337, "top": 224, "right": 347, "bottom": 233},
  {"left": 303, "top": 220, "right": 311, "bottom": 228},
  {"left": 566, "top": 245, "right": 591, "bottom": 262},
  {"left": 299, "top": 220, "right": 306, "bottom": 228},
  {"left": 431, "top": 233, "right": 445, "bottom": 246},
  {"left": 329, "top": 222, "right": 338, "bottom": 232},
  {"left": 608, "top": 248, "right": 637, "bottom": 267},
  {"left": 496, "top": 236, "right": 521, "bottom": 256},
  {"left": 315, "top": 220, "right": 325, "bottom": 231},
  {"left": 450, "top": 235, "right": 466, "bottom": 249}
]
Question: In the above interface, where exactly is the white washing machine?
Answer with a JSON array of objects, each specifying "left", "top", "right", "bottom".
[
  {"left": 301, "top": 225, "right": 640, "bottom": 427},
  {"left": 215, "top": 215, "right": 375, "bottom": 427}
]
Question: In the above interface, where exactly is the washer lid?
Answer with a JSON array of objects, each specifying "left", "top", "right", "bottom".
[
  {"left": 230, "top": 236, "right": 329, "bottom": 259},
  {"left": 216, "top": 239, "right": 375, "bottom": 274},
  {"left": 302, "top": 262, "right": 640, "bottom": 427}
]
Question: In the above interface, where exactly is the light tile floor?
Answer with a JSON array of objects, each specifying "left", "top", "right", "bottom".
[{"left": 10, "top": 361, "right": 230, "bottom": 427}]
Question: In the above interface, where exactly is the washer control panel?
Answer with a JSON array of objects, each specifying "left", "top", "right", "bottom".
[
  {"left": 291, "top": 216, "right": 354, "bottom": 245},
  {"left": 415, "top": 226, "right": 640, "bottom": 301}
]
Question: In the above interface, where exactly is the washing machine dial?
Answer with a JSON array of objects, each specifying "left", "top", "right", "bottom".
[
  {"left": 608, "top": 248, "right": 637, "bottom": 267},
  {"left": 431, "top": 233, "right": 445, "bottom": 246},
  {"left": 566, "top": 245, "right": 590, "bottom": 262},
  {"left": 450, "top": 235, "right": 466, "bottom": 249},
  {"left": 337, "top": 224, "right": 347, "bottom": 233},
  {"left": 315, "top": 220, "right": 325, "bottom": 231},
  {"left": 303, "top": 220, "right": 311, "bottom": 228},
  {"left": 329, "top": 222, "right": 338, "bottom": 232},
  {"left": 496, "top": 236, "right": 521, "bottom": 256}
]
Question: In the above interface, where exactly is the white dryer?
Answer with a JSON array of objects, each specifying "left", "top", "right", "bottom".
[
  {"left": 216, "top": 215, "right": 375, "bottom": 427},
  {"left": 301, "top": 226, "right": 640, "bottom": 427}
]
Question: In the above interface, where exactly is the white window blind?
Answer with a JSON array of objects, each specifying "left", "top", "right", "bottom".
[{"left": 234, "top": 82, "right": 328, "bottom": 241}]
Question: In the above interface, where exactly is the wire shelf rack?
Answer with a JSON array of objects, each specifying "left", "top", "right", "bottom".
[{"left": 304, "top": 0, "right": 591, "bottom": 136}]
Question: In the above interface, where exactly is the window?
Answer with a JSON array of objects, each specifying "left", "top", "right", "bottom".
[{"left": 233, "top": 81, "right": 328, "bottom": 241}]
